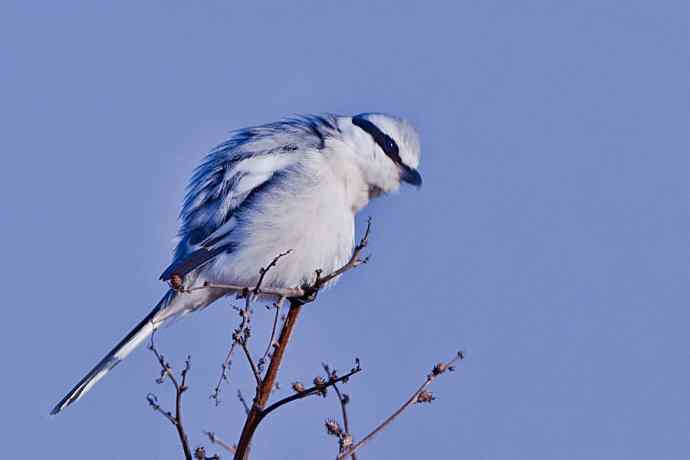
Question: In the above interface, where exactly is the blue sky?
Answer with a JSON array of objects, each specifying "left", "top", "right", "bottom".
[{"left": 1, "top": 1, "right": 688, "bottom": 458}]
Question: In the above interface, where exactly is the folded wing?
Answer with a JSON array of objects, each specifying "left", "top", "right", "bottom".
[{"left": 161, "top": 115, "right": 339, "bottom": 281}]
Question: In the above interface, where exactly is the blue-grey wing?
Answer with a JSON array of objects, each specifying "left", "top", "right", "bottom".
[{"left": 160, "top": 114, "right": 339, "bottom": 281}]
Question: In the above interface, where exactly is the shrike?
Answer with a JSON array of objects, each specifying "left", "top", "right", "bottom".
[{"left": 52, "top": 113, "right": 422, "bottom": 415}]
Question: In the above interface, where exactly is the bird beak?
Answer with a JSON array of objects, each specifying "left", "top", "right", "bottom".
[{"left": 400, "top": 166, "right": 423, "bottom": 187}]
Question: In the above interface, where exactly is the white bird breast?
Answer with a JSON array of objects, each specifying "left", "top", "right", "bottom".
[{"left": 203, "top": 152, "right": 358, "bottom": 290}]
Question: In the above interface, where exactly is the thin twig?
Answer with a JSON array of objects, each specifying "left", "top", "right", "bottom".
[
  {"left": 323, "top": 363, "right": 357, "bottom": 460},
  {"left": 210, "top": 302, "right": 249, "bottom": 405},
  {"left": 240, "top": 339, "right": 262, "bottom": 387},
  {"left": 188, "top": 283, "right": 304, "bottom": 298},
  {"left": 259, "top": 297, "right": 284, "bottom": 373},
  {"left": 146, "top": 393, "right": 176, "bottom": 425},
  {"left": 204, "top": 432, "right": 237, "bottom": 454},
  {"left": 237, "top": 389, "right": 250, "bottom": 415},
  {"left": 147, "top": 334, "right": 193, "bottom": 460},
  {"left": 210, "top": 340, "right": 238, "bottom": 405},
  {"left": 253, "top": 250, "right": 292, "bottom": 296},
  {"left": 188, "top": 250, "right": 295, "bottom": 299},
  {"left": 336, "top": 351, "right": 464, "bottom": 460}
]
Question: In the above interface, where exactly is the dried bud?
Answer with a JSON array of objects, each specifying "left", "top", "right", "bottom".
[
  {"left": 314, "top": 376, "right": 327, "bottom": 397},
  {"left": 416, "top": 389, "right": 435, "bottom": 403},
  {"left": 292, "top": 382, "right": 305, "bottom": 393},
  {"left": 432, "top": 362, "right": 447, "bottom": 376},
  {"left": 341, "top": 393, "right": 350, "bottom": 405},
  {"left": 146, "top": 393, "right": 158, "bottom": 406},
  {"left": 325, "top": 419, "right": 343, "bottom": 437},
  {"left": 193, "top": 447, "right": 206, "bottom": 460}
]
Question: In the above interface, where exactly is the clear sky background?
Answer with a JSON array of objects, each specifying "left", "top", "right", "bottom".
[{"left": 1, "top": 1, "right": 688, "bottom": 459}]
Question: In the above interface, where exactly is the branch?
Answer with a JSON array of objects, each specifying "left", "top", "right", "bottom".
[
  {"left": 147, "top": 334, "right": 193, "bottom": 460},
  {"left": 262, "top": 361, "right": 361, "bottom": 419},
  {"left": 323, "top": 363, "right": 357, "bottom": 460},
  {"left": 233, "top": 299, "right": 302, "bottom": 460},
  {"left": 335, "top": 351, "right": 464, "bottom": 460},
  {"left": 232, "top": 222, "right": 372, "bottom": 460}
]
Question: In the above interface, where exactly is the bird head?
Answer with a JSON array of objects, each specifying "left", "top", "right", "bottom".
[{"left": 344, "top": 113, "right": 422, "bottom": 194}]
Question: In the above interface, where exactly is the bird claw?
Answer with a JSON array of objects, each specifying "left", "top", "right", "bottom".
[{"left": 292, "top": 289, "right": 318, "bottom": 306}]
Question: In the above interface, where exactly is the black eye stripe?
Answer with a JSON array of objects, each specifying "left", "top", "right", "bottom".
[{"left": 352, "top": 115, "right": 402, "bottom": 165}]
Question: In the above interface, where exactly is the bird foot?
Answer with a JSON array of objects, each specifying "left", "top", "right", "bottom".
[{"left": 292, "top": 288, "right": 318, "bottom": 306}]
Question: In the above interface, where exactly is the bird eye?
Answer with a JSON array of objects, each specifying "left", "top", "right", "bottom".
[{"left": 384, "top": 138, "right": 397, "bottom": 155}]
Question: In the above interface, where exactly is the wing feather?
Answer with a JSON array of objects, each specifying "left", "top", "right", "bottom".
[{"left": 160, "top": 114, "right": 339, "bottom": 281}]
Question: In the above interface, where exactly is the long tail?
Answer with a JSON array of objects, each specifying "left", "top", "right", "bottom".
[{"left": 50, "top": 290, "right": 177, "bottom": 415}]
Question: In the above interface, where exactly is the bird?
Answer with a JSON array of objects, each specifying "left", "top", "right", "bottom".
[{"left": 51, "top": 112, "right": 422, "bottom": 415}]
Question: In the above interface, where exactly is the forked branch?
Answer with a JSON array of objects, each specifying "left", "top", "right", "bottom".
[
  {"left": 335, "top": 351, "right": 465, "bottom": 460},
  {"left": 147, "top": 334, "right": 193, "bottom": 460}
]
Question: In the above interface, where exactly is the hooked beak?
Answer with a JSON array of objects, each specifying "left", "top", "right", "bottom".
[{"left": 400, "top": 165, "right": 423, "bottom": 188}]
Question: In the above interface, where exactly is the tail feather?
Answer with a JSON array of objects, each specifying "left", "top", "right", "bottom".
[{"left": 50, "top": 290, "right": 176, "bottom": 415}]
